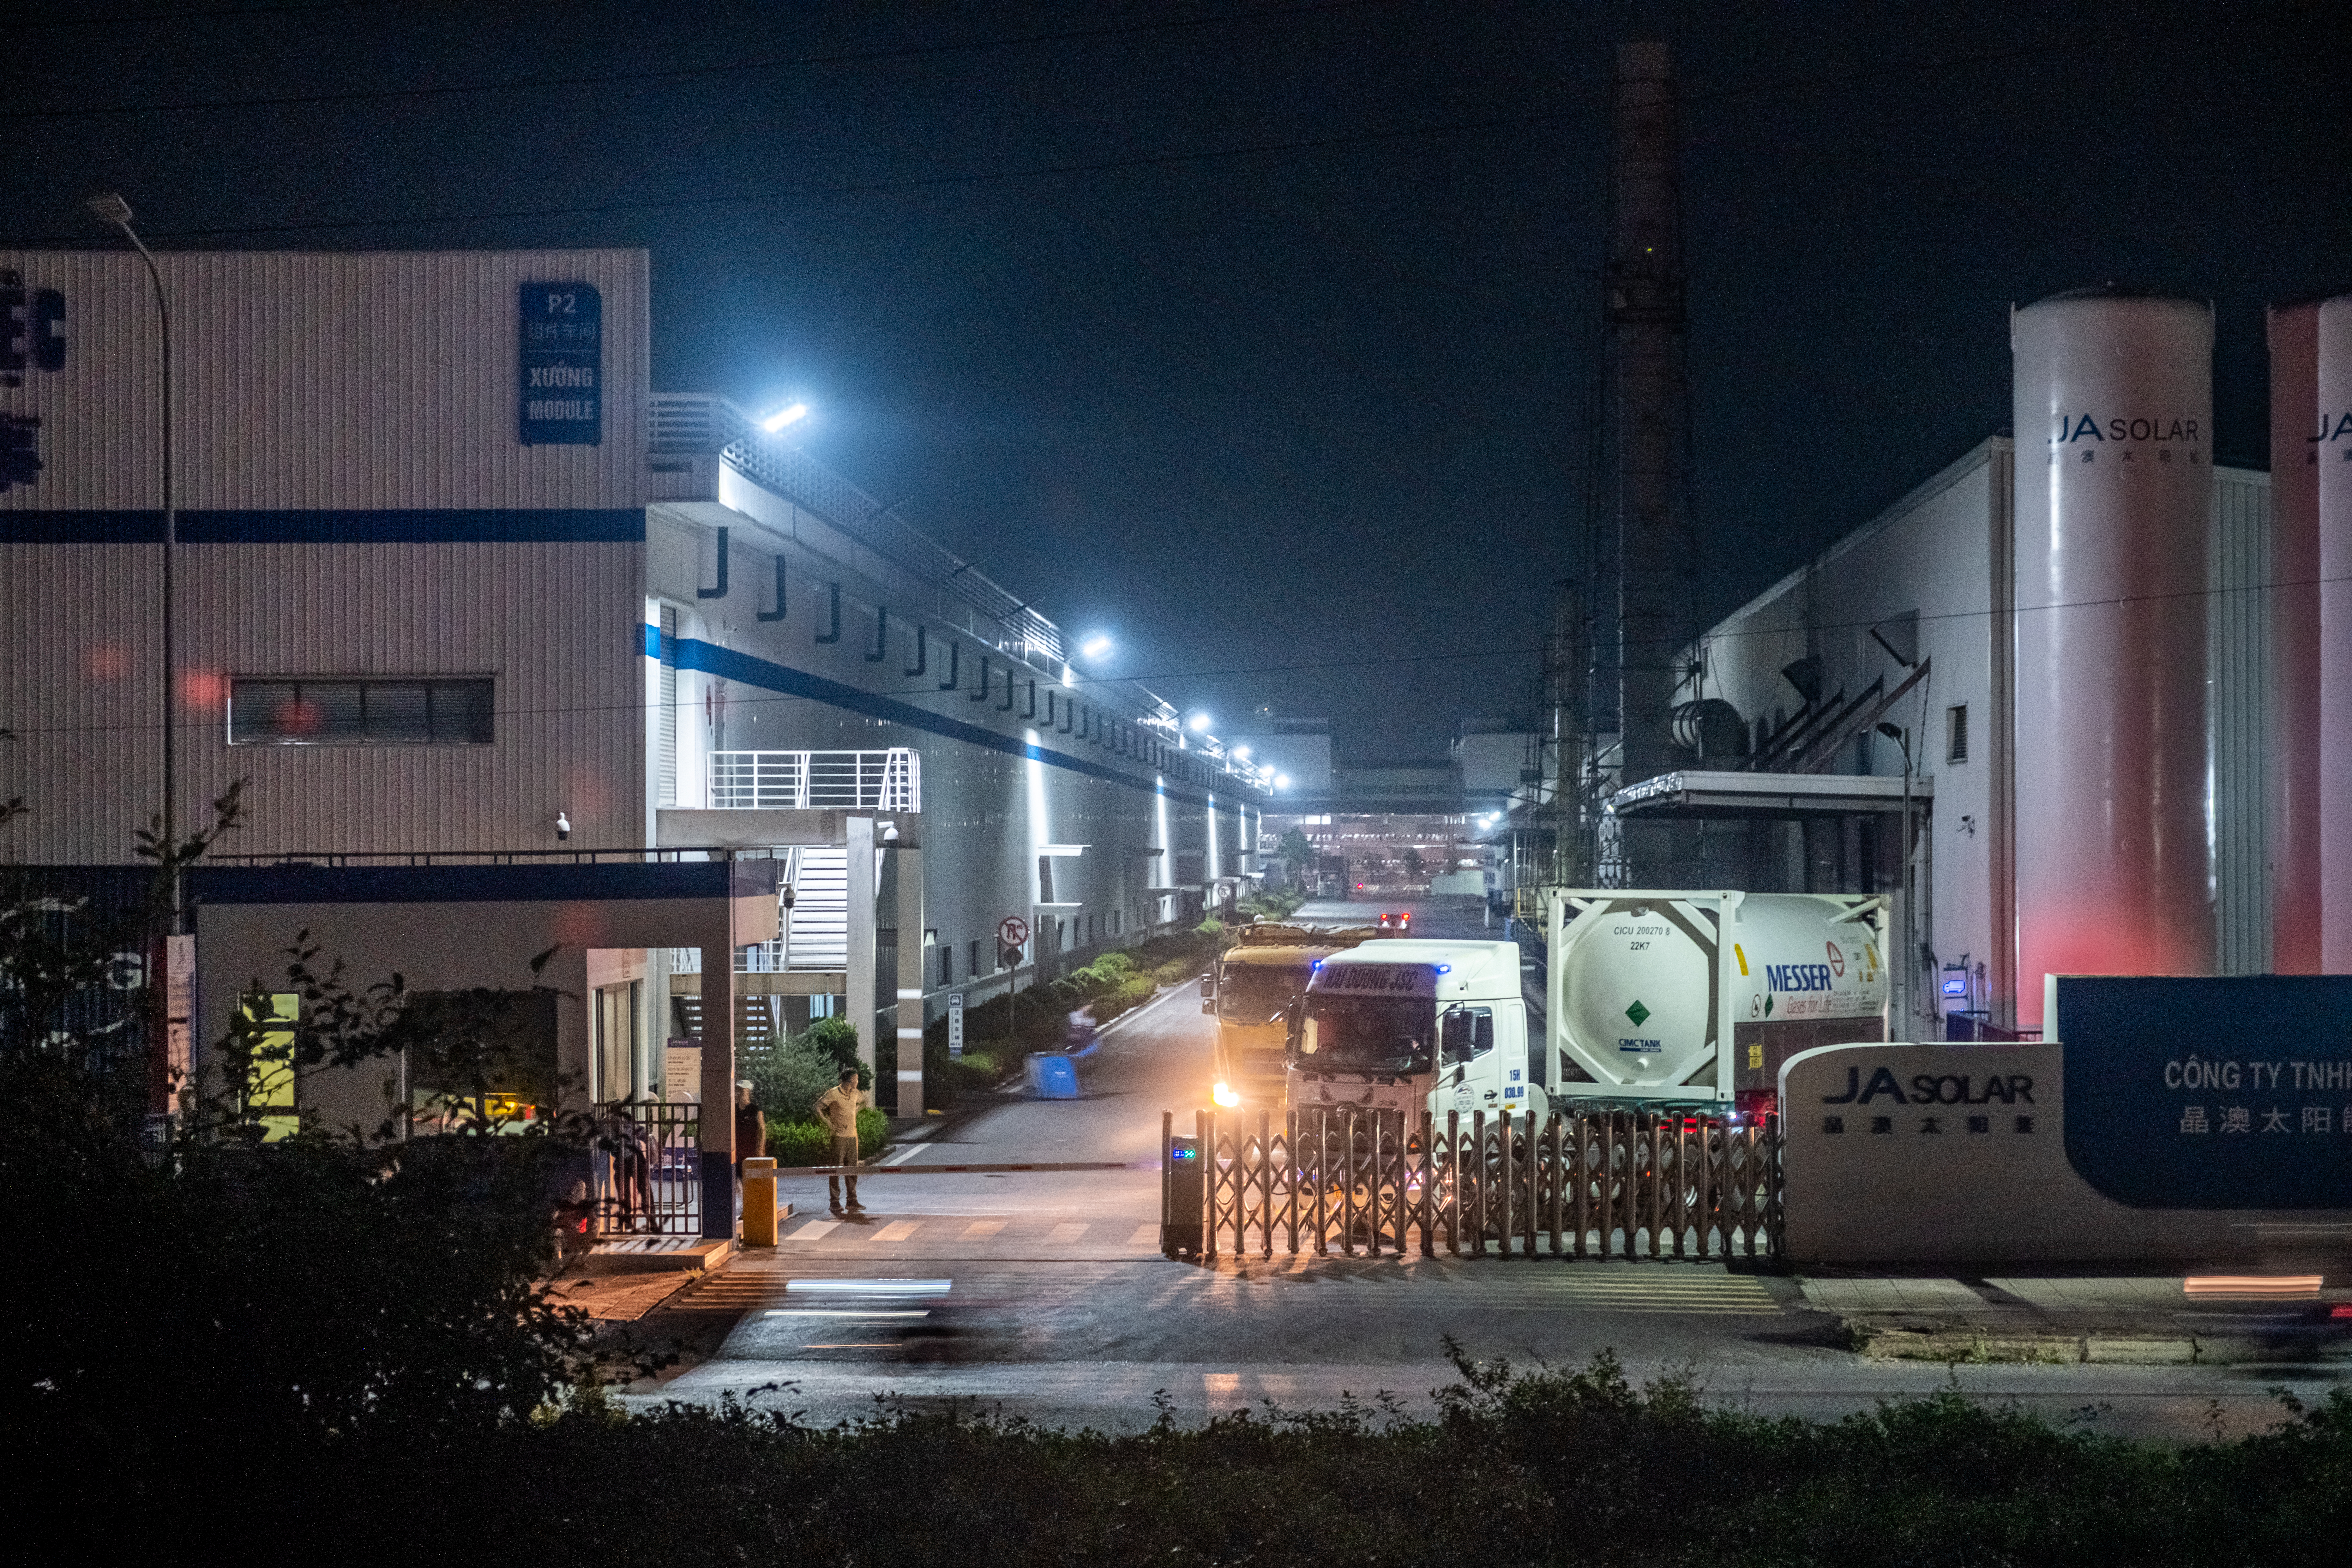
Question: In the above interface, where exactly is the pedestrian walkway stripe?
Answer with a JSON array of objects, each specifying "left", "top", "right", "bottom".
[
  {"left": 1129, "top": 1224, "right": 1161, "bottom": 1247},
  {"left": 791, "top": 1219, "right": 839, "bottom": 1241},
  {"left": 964, "top": 1220, "right": 1007, "bottom": 1237},
  {"left": 771, "top": 1159, "right": 1153, "bottom": 1175},
  {"left": 870, "top": 1220, "right": 921, "bottom": 1241},
  {"left": 1048, "top": 1222, "right": 1090, "bottom": 1243}
]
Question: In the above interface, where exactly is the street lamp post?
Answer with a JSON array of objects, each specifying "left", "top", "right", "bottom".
[
  {"left": 88, "top": 194, "right": 177, "bottom": 918},
  {"left": 1876, "top": 722, "right": 1914, "bottom": 1039}
]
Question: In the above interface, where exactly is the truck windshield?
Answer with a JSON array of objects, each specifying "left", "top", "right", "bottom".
[
  {"left": 1294, "top": 995, "right": 1435, "bottom": 1075},
  {"left": 1220, "top": 964, "right": 1308, "bottom": 1022}
]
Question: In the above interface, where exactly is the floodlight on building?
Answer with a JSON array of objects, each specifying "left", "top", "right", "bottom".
[
  {"left": 1231, "top": 746, "right": 1250, "bottom": 760},
  {"left": 1188, "top": 712, "right": 1211, "bottom": 732},
  {"left": 1079, "top": 633, "right": 1113, "bottom": 660},
  {"left": 1276, "top": 773, "right": 1291, "bottom": 790},
  {"left": 761, "top": 402, "right": 811, "bottom": 433}
]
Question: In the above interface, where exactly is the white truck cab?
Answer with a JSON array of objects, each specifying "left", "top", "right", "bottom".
[{"left": 1288, "top": 940, "right": 1535, "bottom": 1123}]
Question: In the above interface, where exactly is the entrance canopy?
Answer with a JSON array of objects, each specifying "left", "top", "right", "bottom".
[{"left": 1606, "top": 769, "right": 1933, "bottom": 820}]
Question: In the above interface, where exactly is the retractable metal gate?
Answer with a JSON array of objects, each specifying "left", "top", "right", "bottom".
[
  {"left": 1162, "top": 1107, "right": 1780, "bottom": 1261},
  {"left": 592, "top": 1102, "right": 703, "bottom": 1236}
]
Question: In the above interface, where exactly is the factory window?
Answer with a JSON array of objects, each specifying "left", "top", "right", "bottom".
[
  {"left": 938, "top": 944, "right": 953, "bottom": 987},
  {"left": 228, "top": 678, "right": 494, "bottom": 746},
  {"left": 1946, "top": 704, "right": 1969, "bottom": 765},
  {"left": 969, "top": 939, "right": 981, "bottom": 979}
]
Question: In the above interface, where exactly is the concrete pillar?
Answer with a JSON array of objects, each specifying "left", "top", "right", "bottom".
[
  {"left": 846, "top": 814, "right": 877, "bottom": 1078},
  {"left": 894, "top": 827, "right": 925, "bottom": 1119},
  {"left": 697, "top": 921, "right": 737, "bottom": 1241},
  {"left": 549, "top": 945, "right": 594, "bottom": 1119},
  {"left": 642, "top": 945, "right": 671, "bottom": 1100}
]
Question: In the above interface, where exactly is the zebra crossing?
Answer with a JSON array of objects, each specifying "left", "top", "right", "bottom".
[{"left": 772, "top": 1214, "right": 1164, "bottom": 1252}]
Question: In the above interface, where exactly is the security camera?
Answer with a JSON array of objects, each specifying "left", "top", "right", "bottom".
[{"left": 555, "top": 811, "right": 571, "bottom": 841}]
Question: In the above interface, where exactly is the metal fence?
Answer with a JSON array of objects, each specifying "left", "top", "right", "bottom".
[
  {"left": 708, "top": 748, "right": 920, "bottom": 812},
  {"left": 591, "top": 1102, "right": 703, "bottom": 1236},
  {"left": 1167, "top": 1107, "right": 1780, "bottom": 1262}
]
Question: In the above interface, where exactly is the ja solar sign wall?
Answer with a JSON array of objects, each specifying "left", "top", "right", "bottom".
[
  {"left": 2051, "top": 975, "right": 2352, "bottom": 1210},
  {"left": 1777, "top": 976, "right": 2352, "bottom": 1266},
  {"left": 519, "top": 282, "right": 601, "bottom": 445}
]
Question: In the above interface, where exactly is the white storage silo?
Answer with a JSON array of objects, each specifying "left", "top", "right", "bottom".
[
  {"left": 2270, "top": 302, "right": 2322, "bottom": 973},
  {"left": 2319, "top": 296, "right": 2352, "bottom": 971},
  {"left": 2011, "top": 289, "right": 2214, "bottom": 1029}
]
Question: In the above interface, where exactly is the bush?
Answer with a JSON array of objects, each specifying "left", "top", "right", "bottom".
[
  {"left": 48, "top": 1343, "right": 2352, "bottom": 1563},
  {"left": 767, "top": 1107, "right": 887, "bottom": 1166},
  {"left": 929, "top": 1049, "right": 1003, "bottom": 1106},
  {"left": 801, "top": 1016, "right": 865, "bottom": 1083},
  {"left": 1093, "top": 972, "right": 1158, "bottom": 1023},
  {"left": 738, "top": 1032, "right": 844, "bottom": 1124}
]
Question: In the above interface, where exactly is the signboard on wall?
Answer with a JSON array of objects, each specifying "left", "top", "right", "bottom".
[
  {"left": 948, "top": 992, "right": 965, "bottom": 1059},
  {"left": 663, "top": 1040, "right": 701, "bottom": 1102},
  {"left": 2052, "top": 975, "right": 2352, "bottom": 1210},
  {"left": 518, "top": 282, "right": 602, "bottom": 445}
]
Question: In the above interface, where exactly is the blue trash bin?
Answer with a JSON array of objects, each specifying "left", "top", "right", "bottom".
[{"left": 1026, "top": 1053, "right": 1081, "bottom": 1099}]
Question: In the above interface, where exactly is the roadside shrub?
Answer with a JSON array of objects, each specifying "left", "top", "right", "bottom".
[
  {"left": 739, "top": 1032, "right": 843, "bottom": 1123},
  {"left": 1092, "top": 972, "right": 1158, "bottom": 1023},
  {"left": 801, "top": 1016, "right": 866, "bottom": 1083},
  {"left": 929, "top": 1049, "right": 1003, "bottom": 1106},
  {"left": 767, "top": 1106, "right": 887, "bottom": 1165},
  {"left": 58, "top": 1343, "right": 2352, "bottom": 1565}
]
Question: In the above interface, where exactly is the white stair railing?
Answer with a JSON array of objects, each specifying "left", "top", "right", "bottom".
[{"left": 707, "top": 748, "right": 919, "bottom": 812}]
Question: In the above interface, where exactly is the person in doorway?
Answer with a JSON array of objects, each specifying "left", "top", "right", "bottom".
[
  {"left": 733, "top": 1080, "right": 767, "bottom": 1178},
  {"left": 815, "top": 1067, "right": 865, "bottom": 1216}
]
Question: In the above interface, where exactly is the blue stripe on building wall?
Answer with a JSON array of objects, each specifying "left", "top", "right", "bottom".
[
  {"left": 189, "top": 860, "right": 734, "bottom": 905},
  {"left": 1, "top": 509, "right": 645, "bottom": 544},
  {"left": 654, "top": 631, "right": 1255, "bottom": 809},
  {"left": 0, "top": 510, "right": 168, "bottom": 543}
]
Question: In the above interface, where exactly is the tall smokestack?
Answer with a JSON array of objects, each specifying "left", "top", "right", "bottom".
[{"left": 1607, "top": 39, "right": 1696, "bottom": 885}]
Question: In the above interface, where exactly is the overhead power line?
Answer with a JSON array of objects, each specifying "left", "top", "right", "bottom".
[
  {"left": 0, "top": 0, "right": 1389, "bottom": 122},
  {"left": 19, "top": 0, "right": 419, "bottom": 30},
  {"left": 9, "top": 109, "right": 1567, "bottom": 244},
  {"left": 1, "top": 558, "right": 2336, "bottom": 742}
]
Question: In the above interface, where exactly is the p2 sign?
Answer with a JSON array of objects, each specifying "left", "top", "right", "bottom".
[{"left": 519, "top": 283, "right": 601, "bottom": 445}]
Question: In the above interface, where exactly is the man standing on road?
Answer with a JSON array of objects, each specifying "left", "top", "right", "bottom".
[{"left": 815, "top": 1067, "right": 865, "bottom": 1216}]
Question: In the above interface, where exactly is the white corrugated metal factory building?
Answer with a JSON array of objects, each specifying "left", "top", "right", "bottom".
[{"left": 0, "top": 248, "right": 1261, "bottom": 1145}]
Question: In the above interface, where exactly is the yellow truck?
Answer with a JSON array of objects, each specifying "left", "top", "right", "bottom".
[{"left": 1202, "top": 922, "right": 1384, "bottom": 1111}]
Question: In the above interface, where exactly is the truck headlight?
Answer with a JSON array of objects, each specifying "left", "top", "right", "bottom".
[{"left": 1212, "top": 1082, "right": 1242, "bottom": 1108}]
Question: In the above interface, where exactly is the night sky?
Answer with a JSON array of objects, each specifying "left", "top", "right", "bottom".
[{"left": 8, "top": 1, "right": 2346, "bottom": 758}]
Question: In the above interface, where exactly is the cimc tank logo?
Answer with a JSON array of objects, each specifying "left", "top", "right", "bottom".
[
  {"left": 1, "top": 270, "right": 68, "bottom": 492},
  {"left": 1825, "top": 941, "right": 1844, "bottom": 978}
]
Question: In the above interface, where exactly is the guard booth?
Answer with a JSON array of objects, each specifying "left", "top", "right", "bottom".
[{"left": 189, "top": 854, "right": 779, "bottom": 1239}]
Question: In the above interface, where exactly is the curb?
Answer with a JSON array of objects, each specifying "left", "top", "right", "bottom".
[{"left": 1844, "top": 1318, "right": 2352, "bottom": 1365}]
